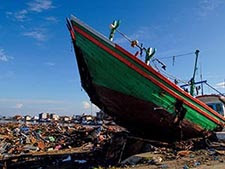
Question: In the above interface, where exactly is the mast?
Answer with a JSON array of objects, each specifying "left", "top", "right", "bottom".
[
  {"left": 200, "top": 63, "right": 204, "bottom": 95},
  {"left": 190, "top": 50, "right": 200, "bottom": 96}
]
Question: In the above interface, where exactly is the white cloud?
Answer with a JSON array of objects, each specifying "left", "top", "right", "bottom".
[
  {"left": 0, "top": 98, "right": 100, "bottom": 116},
  {"left": 23, "top": 29, "right": 46, "bottom": 41},
  {"left": 6, "top": 10, "right": 28, "bottom": 22},
  {"left": 44, "top": 62, "right": 55, "bottom": 66},
  {"left": 0, "top": 99, "right": 65, "bottom": 105},
  {"left": 0, "top": 99, "right": 69, "bottom": 116},
  {"left": 14, "top": 10, "right": 28, "bottom": 21},
  {"left": 27, "top": 0, "right": 54, "bottom": 12},
  {"left": 15, "top": 103, "right": 23, "bottom": 109},
  {"left": 6, "top": 0, "right": 55, "bottom": 22},
  {"left": 92, "top": 104, "right": 100, "bottom": 111},
  {"left": 5, "top": 11, "right": 13, "bottom": 17},
  {"left": 82, "top": 101, "right": 91, "bottom": 109},
  {"left": 199, "top": 0, "right": 225, "bottom": 16},
  {"left": 45, "top": 16, "right": 58, "bottom": 23},
  {"left": 82, "top": 101, "right": 100, "bottom": 112},
  {"left": 114, "top": 26, "right": 157, "bottom": 47},
  {"left": 0, "top": 49, "right": 13, "bottom": 62},
  {"left": 216, "top": 82, "right": 225, "bottom": 88},
  {"left": 0, "top": 71, "right": 14, "bottom": 80},
  {"left": 6, "top": 11, "right": 13, "bottom": 15}
]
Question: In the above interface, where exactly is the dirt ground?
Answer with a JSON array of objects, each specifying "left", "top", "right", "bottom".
[
  {"left": 114, "top": 148, "right": 225, "bottom": 169},
  {"left": 120, "top": 162, "right": 225, "bottom": 169},
  {"left": 123, "top": 163, "right": 225, "bottom": 169}
]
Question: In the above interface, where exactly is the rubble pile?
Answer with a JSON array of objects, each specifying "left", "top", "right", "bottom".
[
  {"left": 0, "top": 122, "right": 126, "bottom": 160},
  {"left": 1, "top": 122, "right": 225, "bottom": 169}
]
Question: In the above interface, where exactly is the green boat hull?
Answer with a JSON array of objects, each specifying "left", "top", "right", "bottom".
[{"left": 67, "top": 16, "right": 225, "bottom": 140}]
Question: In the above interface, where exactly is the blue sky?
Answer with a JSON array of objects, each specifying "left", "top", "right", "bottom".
[{"left": 0, "top": 0, "right": 225, "bottom": 116}]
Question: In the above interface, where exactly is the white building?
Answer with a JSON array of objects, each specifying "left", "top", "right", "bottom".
[
  {"left": 24, "top": 115, "right": 31, "bottom": 121},
  {"left": 50, "top": 113, "right": 59, "bottom": 121},
  {"left": 39, "top": 112, "right": 48, "bottom": 119},
  {"left": 32, "top": 116, "right": 39, "bottom": 121}
]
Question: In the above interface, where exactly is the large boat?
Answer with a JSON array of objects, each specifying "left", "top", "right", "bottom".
[{"left": 67, "top": 16, "right": 225, "bottom": 141}]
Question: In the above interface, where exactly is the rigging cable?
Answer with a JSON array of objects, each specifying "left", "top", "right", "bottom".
[
  {"left": 158, "top": 52, "right": 195, "bottom": 60},
  {"left": 151, "top": 59, "right": 189, "bottom": 84},
  {"left": 205, "top": 82, "right": 225, "bottom": 97}
]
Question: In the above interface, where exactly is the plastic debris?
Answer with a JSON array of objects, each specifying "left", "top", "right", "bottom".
[{"left": 62, "top": 155, "right": 71, "bottom": 162}]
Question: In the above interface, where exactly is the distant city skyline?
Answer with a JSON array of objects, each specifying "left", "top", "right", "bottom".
[{"left": 1, "top": 0, "right": 225, "bottom": 116}]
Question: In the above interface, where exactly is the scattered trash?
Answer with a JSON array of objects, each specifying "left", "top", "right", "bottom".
[
  {"left": 194, "top": 161, "right": 201, "bottom": 166},
  {"left": 62, "top": 155, "right": 71, "bottom": 162},
  {"left": 151, "top": 156, "right": 163, "bottom": 164},
  {"left": 121, "top": 155, "right": 143, "bottom": 165},
  {"left": 161, "top": 164, "right": 168, "bottom": 169},
  {"left": 74, "top": 159, "right": 87, "bottom": 164},
  {"left": 177, "top": 150, "right": 192, "bottom": 156},
  {"left": 183, "top": 164, "right": 189, "bottom": 169}
]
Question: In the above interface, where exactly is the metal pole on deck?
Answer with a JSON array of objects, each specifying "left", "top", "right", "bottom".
[
  {"left": 200, "top": 63, "right": 204, "bottom": 95},
  {"left": 190, "top": 49, "right": 200, "bottom": 96}
]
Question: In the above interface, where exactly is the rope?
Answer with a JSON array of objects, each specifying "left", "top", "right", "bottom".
[
  {"left": 116, "top": 29, "right": 132, "bottom": 43},
  {"left": 115, "top": 29, "right": 147, "bottom": 54}
]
